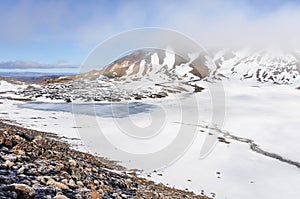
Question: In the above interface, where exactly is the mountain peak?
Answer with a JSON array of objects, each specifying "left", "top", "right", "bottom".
[{"left": 98, "top": 48, "right": 209, "bottom": 80}]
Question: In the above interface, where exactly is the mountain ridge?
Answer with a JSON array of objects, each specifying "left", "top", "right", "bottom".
[
  {"left": 212, "top": 49, "right": 300, "bottom": 84},
  {"left": 43, "top": 48, "right": 300, "bottom": 85},
  {"left": 3, "top": 48, "right": 300, "bottom": 102}
]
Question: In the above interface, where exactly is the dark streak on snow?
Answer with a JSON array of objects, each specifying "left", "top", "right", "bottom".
[{"left": 175, "top": 121, "right": 300, "bottom": 169}]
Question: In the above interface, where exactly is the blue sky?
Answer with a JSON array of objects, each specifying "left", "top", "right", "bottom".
[{"left": 1, "top": 0, "right": 300, "bottom": 66}]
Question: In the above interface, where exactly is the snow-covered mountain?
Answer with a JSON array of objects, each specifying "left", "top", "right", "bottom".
[
  {"left": 212, "top": 49, "right": 300, "bottom": 84},
  {"left": 77, "top": 48, "right": 300, "bottom": 85},
  {"left": 3, "top": 48, "right": 300, "bottom": 102},
  {"left": 96, "top": 49, "right": 209, "bottom": 95},
  {"left": 101, "top": 49, "right": 209, "bottom": 79},
  {"left": 17, "top": 49, "right": 209, "bottom": 102}
]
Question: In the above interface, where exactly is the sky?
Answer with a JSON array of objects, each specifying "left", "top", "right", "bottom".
[{"left": 1, "top": 0, "right": 300, "bottom": 67}]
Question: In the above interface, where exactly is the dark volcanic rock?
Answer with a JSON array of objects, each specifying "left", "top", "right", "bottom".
[
  {"left": 0, "top": 120, "right": 209, "bottom": 199},
  {"left": 23, "top": 133, "right": 34, "bottom": 141}
]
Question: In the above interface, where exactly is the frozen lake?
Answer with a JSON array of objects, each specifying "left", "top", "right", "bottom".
[
  {"left": 18, "top": 101, "right": 156, "bottom": 118},
  {"left": 1, "top": 80, "right": 300, "bottom": 199}
]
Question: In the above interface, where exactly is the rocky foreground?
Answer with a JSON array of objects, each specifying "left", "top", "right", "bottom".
[{"left": 0, "top": 120, "right": 209, "bottom": 199}]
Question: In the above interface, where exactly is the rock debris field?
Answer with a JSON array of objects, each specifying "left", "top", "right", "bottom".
[{"left": 0, "top": 120, "right": 209, "bottom": 199}]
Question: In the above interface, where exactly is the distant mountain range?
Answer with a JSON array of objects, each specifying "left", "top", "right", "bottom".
[{"left": 0, "top": 72, "right": 76, "bottom": 82}]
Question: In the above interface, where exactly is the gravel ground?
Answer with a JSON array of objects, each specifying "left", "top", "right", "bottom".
[{"left": 0, "top": 120, "right": 209, "bottom": 199}]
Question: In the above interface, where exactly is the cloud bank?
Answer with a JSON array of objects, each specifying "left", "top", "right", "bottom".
[
  {"left": 0, "top": 61, "right": 79, "bottom": 69},
  {"left": 1, "top": 0, "right": 300, "bottom": 58}
]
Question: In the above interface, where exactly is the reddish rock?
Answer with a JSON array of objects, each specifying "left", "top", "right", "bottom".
[
  {"left": 4, "top": 138, "right": 14, "bottom": 147},
  {"left": 89, "top": 190, "right": 101, "bottom": 199}
]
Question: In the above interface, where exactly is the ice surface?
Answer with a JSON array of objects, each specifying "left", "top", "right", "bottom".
[{"left": 1, "top": 80, "right": 300, "bottom": 199}]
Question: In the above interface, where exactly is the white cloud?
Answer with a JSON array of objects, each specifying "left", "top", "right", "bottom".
[
  {"left": 1, "top": 0, "right": 300, "bottom": 50},
  {"left": 72, "top": 0, "right": 300, "bottom": 50}
]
